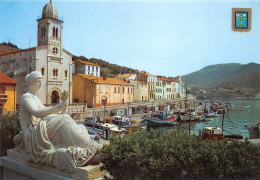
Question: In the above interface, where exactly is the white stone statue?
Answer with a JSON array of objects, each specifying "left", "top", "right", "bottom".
[{"left": 14, "top": 71, "right": 100, "bottom": 173}]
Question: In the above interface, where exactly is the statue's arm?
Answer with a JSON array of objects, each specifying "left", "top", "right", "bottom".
[{"left": 23, "top": 97, "right": 66, "bottom": 118}]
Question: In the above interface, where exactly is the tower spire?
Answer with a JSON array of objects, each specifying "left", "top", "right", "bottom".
[{"left": 50, "top": 0, "right": 52, "bottom": 3}]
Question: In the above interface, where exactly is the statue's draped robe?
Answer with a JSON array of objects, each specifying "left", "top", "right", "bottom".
[{"left": 19, "top": 93, "right": 99, "bottom": 173}]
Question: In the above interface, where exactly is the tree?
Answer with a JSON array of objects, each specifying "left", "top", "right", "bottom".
[
  {"left": 101, "top": 130, "right": 260, "bottom": 179},
  {"left": 0, "top": 114, "right": 21, "bottom": 156}
]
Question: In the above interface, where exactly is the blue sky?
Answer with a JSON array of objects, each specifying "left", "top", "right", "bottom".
[{"left": 0, "top": 0, "right": 259, "bottom": 77}]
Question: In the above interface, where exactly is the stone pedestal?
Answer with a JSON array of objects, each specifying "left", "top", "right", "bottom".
[{"left": 0, "top": 149, "right": 106, "bottom": 180}]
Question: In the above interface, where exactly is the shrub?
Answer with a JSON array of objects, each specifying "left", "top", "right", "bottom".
[
  {"left": 101, "top": 130, "right": 260, "bottom": 179},
  {"left": 0, "top": 113, "right": 21, "bottom": 156}
]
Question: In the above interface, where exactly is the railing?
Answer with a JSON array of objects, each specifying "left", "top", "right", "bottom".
[{"left": 0, "top": 94, "right": 8, "bottom": 101}]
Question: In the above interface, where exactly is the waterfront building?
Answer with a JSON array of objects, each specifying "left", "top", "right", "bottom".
[
  {"left": 0, "top": 1, "right": 73, "bottom": 104},
  {"left": 174, "top": 76, "right": 186, "bottom": 98},
  {"left": 155, "top": 77, "right": 163, "bottom": 101},
  {"left": 118, "top": 73, "right": 136, "bottom": 80},
  {"left": 147, "top": 73, "right": 156, "bottom": 102},
  {"left": 129, "top": 80, "right": 148, "bottom": 103},
  {"left": 73, "top": 60, "right": 101, "bottom": 77},
  {"left": 73, "top": 74, "right": 134, "bottom": 107},
  {"left": 0, "top": 72, "right": 19, "bottom": 115},
  {"left": 118, "top": 72, "right": 152, "bottom": 102}
]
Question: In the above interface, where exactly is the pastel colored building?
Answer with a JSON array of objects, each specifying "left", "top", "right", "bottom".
[
  {"left": 159, "top": 76, "right": 174, "bottom": 100},
  {"left": 0, "top": 1, "right": 73, "bottom": 105},
  {"left": 73, "top": 74, "right": 134, "bottom": 107},
  {"left": 155, "top": 77, "right": 163, "bottom": 101},
  {"left": 129, "top": 80, "right": 148, "bottom": 103},
  {"left": 0, "top": 72, "right": 19, "bottom": 115},
  {"left": 73, "top": 60, "right": 101, "bottom": 77}
]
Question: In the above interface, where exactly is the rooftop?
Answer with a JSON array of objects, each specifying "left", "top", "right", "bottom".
[
  {"left": 76, "top": 60, "right": 101, "bottom": 67},
  {"left": 0, "top": 71, "right": 19, "bottom": 84},
  {"left": 0, "top": 47, "right": 36, "bottom": 56},
  {"left": 75, "top": 74, "right": 133, "bottom": 86},
  {"left": 133, "top": 71, "right": 156, "bottom": 77}
]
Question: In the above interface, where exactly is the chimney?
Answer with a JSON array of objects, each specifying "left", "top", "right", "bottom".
[{"left": 103, "top": 77, "right": 107, "bottom": 80}]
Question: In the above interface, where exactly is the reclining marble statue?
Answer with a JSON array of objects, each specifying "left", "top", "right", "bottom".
[{"left": 13, "top": 71, "right": 101, "bottom": 173}]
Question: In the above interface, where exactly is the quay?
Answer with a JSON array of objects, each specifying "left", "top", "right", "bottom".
[{"left": 63, "top": 98, "right": 196, "bottom": 120}]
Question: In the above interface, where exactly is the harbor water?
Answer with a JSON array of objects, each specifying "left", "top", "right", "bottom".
[{"left": 160, "top": 100, "right": 260, "bottom": 138}]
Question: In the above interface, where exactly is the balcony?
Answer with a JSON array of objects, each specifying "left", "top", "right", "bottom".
[{"left": 0, "top": 94, "right": 8, "bottom": 101}]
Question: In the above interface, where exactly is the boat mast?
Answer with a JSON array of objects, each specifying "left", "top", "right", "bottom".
[
  {"left": 189, "top": 109, "right": 191, "bottom": 135},
  {"left": 221, "top": 109, "right": 225, "bottom": 135}
]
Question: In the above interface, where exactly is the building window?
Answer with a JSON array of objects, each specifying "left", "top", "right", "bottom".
[
  {"left": 52, "top": 27, "right": 58, "bottom": 38},
  {"left": 53, "top": 69, "right": 58, "bottom": 77},
  {"left": 65, "top": 70, "right": 68, "bottom": 78},
  {"left": 118, "top": 87, "right": 120, "bottom": 93},
  {"left": 128, "top": 87, "right": 129, "bottom": 93},
  {"left": 52, "top": 47, "right": 58, "bottom": 54},
  {"left": 53, "top": 27, "right": 55, "bottom": 37},
  {"left": 114, "top": 87, "right": 116, "bottom": 93},
  {"left": 56, "top": 28, "right": 58, "bottom": 38},
  {"left": 41, "top": 67, "right": 45, "bottom": 76},
  {"left": 41, "top": 27, "right": 43, "bottom": 37},
  {"left": 122, "top": 87, "right": 125, "bottom": 93}
]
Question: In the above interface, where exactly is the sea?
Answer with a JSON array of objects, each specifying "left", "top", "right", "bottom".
[{"left": 158, "top": 100, "right": 260, "bottom": 138}]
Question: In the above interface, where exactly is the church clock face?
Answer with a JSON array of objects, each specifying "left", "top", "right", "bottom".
[{"left": 52, "top": 47, "right": 58, "bottom": 54}]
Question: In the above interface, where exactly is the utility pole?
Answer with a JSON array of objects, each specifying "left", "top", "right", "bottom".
[
  {"left": 103, "top": 97, "right": 106, "bottom": 122},
  {"left": 127, "top": 102, "right": 130, "bottom": 117},
  {"left": 91, "top": 79, "right": 98, "bottom": 134}
]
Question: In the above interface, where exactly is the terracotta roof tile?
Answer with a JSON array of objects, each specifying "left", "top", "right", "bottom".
[
  {"left": 0, "top": 71, "right": 19, "bottom": 84},
  {"left": 76, "top": 74, "right": 133, "bottom": 86},
  {"left": 76, "top": 60, "right": 101, "bottom": 66},
  {"left": 0, "top": 47, "right": 36, "bottom": 56},
  {"left": 133, "top": 70, "right": 155, "bottom": 77},
  {"left": 118, "top": 74, "right": 131, "bottom": 78}
]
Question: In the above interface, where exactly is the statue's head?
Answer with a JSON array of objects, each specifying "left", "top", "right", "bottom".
[{"left": 25, "top": 71, "right": 44, "bottom": 91}]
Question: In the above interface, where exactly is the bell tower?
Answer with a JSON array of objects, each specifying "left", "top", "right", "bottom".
[{"left": 37, "top": 0, "right": 63, "bottom": 57}]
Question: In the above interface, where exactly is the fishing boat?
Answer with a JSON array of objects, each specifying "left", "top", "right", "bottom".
[
  {"left": 201, "top": 127, "right": 243, "bottom": 140},
  {"left": 84, "top": 116, "right": 103, "bottom": 129},
  {"left": 246, "top": 123, "right": 260, "bottom": 139},
  {"left": 204, "top": 111, "right": 221, "bottom": 117},
  {"left": 227, "top": 105, "right": 250, "bottom": 111},
  {"left": 226, "top": 101, "right": 250, "bottom": 111},
  {"left": 112, "top": 116, "right": 131, "bottom": 126},
  {"left": 101, "top": 123, "right": 125, "bottom": 139},
  {"left": 201, "top": 111, "right": 243, "bottom": 141},
  {"left": 143, "top": 116, "right": 177, "bottom": 127}
]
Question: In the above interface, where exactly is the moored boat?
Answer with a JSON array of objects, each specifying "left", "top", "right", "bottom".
[
  {"left": 143, "top": 116, "right": 177, "bottom": 127},
  {"left": 201, "top": 127, "right": 243, "bottom": 140}
]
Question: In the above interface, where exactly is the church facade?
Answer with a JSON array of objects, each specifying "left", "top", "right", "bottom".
[{"left": 0, "top": 0, "right": 73, "bottom": 105}]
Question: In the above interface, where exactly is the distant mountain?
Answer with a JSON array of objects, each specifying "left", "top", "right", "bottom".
[{"left": 182, "top": 63, "right": 260, "bottom": 96}]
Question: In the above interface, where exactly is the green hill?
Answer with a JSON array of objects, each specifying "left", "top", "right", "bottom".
[
  {"left": 73, "top": 55, "right": 136, "bottom": 77},
  {"left": 182, "top": 62, "right": 260, "bottom": 97}
]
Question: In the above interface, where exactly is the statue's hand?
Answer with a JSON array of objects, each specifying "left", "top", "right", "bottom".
[{"left": 57, "top": 99, "right": 67, "bottom": 111}]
